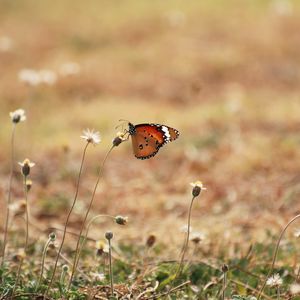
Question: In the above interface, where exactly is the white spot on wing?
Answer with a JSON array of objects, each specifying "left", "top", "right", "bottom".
[{"left": 161, "top": 126, "right": 171, "bottom": 142}]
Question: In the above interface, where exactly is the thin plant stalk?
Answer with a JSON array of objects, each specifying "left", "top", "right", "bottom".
[
  {"left": 36, "top": 237, "right": 52, "bottom": 291},
  {"left": 257, "top": 214, "right": 300, "bottom": 299},
  {"left": 45, "top": 142, "right": 89, "bottom": 296},
  {"left": 12, "top": 175, "right": 29, "bottom": 296},
  {"left": 222, "top": 272, "right": 227, "bottom": 300},
  {"left": 108, "top": 238, "right": 114, "bottom": 296},
  {"left": 68, "top": 145, "right": 115, "bottom": 289},
  {"left": 1, "top": 123, "right": 16, "bottom": 268},
  {"left": 174, "top": 196, "right": 196, "bottom": 280},
  {"left": 72, "top": 214, "right": 114, "bottom": 278}
]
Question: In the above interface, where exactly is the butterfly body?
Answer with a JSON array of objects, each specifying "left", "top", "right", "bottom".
[{"left": 128, "top": 122, "right": 179, "bottom": 159}]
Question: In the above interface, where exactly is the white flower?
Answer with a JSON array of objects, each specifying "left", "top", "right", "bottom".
[
  {"left": 190, "top": 181, "right": 207, "bottom": 190},
  {"left": 190, "top": 231, "right": 206, "bottom": 243},
  {"left": 90, "top": 272, "right": 105, "bottom": 281},
  {"left": 9, "top": 109, "right": 26, "bottom": 123},
  {"left": 18, "top": 159, "right": 35, "bottom": 176},
  {"left": 180, "top": 225, "right": 192, "bottom": 233},
  {"left": 80, "top": 129, "right": 101, "bottom": 145},
  {"left": 294, "top": 229, "right": 300, "bottom": 238},
  {"left": 266, "top": 273, "right": 283, "bottom": 287},
  {"left": 39, "top": 69, "right": 57, "bottom": 85},
  {"left": 290, "top": 283, "right": 300, "bottom": 295},
  {"left": 59, "top": 62, "right": 80, "bottom": 76},
  {"left": 18, "top": 69, "right": 41, "bottom": 86},
  {"left": 0, "top": 36, "right": 13, "bottom": 52}
]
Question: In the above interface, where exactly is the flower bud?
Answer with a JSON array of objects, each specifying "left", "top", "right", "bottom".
[
  {"left": 113, "top": 136, "right": 123, "bottom": 147},
  {"left": 49, "top": 232, "right": 56, "bottom": 241},
  {"left": 105, "top": 231, "right": 113, "bottom": 240},
  {"left": 62, "top": 264, "right": 69, "bottom": 272},
  {"left": 115, "top": 215, "right": 128, "bottom": 225},
  {"left": 221, "top": 264, "right": 229, "bottom": 273},
  {"left": 146, "top": 234, "right": 156, "bottom": 248},
  {"left": 26, "top": 179, "right": 32, "bottom": 192},
  {"left": 190, "top": 181, "right": 206, "bottom": 197}
]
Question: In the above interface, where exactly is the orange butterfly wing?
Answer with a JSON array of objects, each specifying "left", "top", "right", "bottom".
[{"left": 130, "top": 123, "right": 179, "bottom": 160}]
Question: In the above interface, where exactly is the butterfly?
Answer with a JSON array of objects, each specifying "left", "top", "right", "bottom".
[{"left": 127, "top": 122, "right": 179, "bottom": 159}]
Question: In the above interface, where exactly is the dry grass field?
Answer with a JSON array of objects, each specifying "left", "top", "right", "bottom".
[{"left": 0, "top": 0, "right": 300, "bottom": 299}]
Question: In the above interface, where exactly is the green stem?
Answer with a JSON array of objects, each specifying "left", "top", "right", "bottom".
[
  {"left": 1, "top": 124, "right": 16, "bottom": 269},
  {"left": 68, "top": 145, "right": 115, "bottom": 289},
  {"left": 45, "top": 142, "right": 89, "bottom": 297}
]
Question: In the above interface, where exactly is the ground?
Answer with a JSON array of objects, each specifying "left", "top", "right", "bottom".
[{"left": 0, "top": 0, "right": 300, "bottom": 299}]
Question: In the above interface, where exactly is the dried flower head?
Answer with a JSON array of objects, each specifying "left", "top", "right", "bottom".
[
  {"left": 190, "top": 181, "right": 206, "bottom": 197},
  {"left": 221, "top": 264, "right": 229, "bottom": 273},
  {"left": 112, "top": 131, "right": 127, "bottom": 147},
  {"left": 26, "top": 179, "right": 32, "bottom": 192},
  {"left": 146, "top": 234, "right": 156, "bottom": 248},
  {"left": 95, "top": 240, "right": 109, "bottom": 256},
  {"left": 9, "top": 109, "right": 26, "bottom": 124},
  {"left": 10, "top": 200, "right": 27, "bottom": 217},
  {"left": 190, "top": 231, "right": 205, "bottom": 244},
  {"left": 12, "top": 249, "right": 26, "bottom": 262},
  {"left": 18, "top": 159, "right": 35, "bottom": 176},
  {"left": 266, "top": 273, "right": 283, "bottom": 287},
  {"left": 115, "top": 215, "right": 128, "bottom": 225},
  {"left": 80, "top": 129, "right": 101, "bottom": 145}
]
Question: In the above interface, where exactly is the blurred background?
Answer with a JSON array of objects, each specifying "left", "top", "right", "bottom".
[{"left": 0, "top": 0, "right": 300, "bottom": 257}]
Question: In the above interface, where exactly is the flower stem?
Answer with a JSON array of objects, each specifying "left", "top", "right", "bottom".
[
  {"left": 71, "top": 214, "right": 114, "bottom": 281},
  {"left": 108, "top": 238, "right": 114, "bottom": 296},
  {"left": 68, "top": 145, "right": 115, "bottom": 289},
  {"left": 1, "top": 123, "right": 16, "bottom": 269},
  {"left": 12, "top": 175, "right": 29, "bottom": 296},
  {"left": 175, "top": 196, "right": 196, "bottom": 280},
  {"left": 36, "top": 237, "right": 52, "bottom": 291},
  {"left": 45, "top": 142, "right": 89, "bottom": 297},
  {"left": 257, "top": 214, "right": 300, "bottom": 299},
  {"left": 222, "top": 271, "right": 227, "bottom": 300}
]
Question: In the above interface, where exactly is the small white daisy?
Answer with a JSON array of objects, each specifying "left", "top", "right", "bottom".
[
  {"left": 190, "top": 181, "right": 207, "bottom": 190},
  {"left": 80, "top": 129, "right": 101, "bottom": 145},
  {"left": 290, "top": 283, "right": 300, "bottom": 295},
  {"left": 9, "top": 109, "right": 26, "bottom": 123},
  {"left": 266, "top": 273, "right": 283, "bottom": 287},
  {"left": 18, "top": 69, "right": 41, "bottom": 86}
]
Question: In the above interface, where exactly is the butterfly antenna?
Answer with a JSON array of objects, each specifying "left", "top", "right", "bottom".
[{"left": 118, "top": 119, "right": 130, "bottom": 123}]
